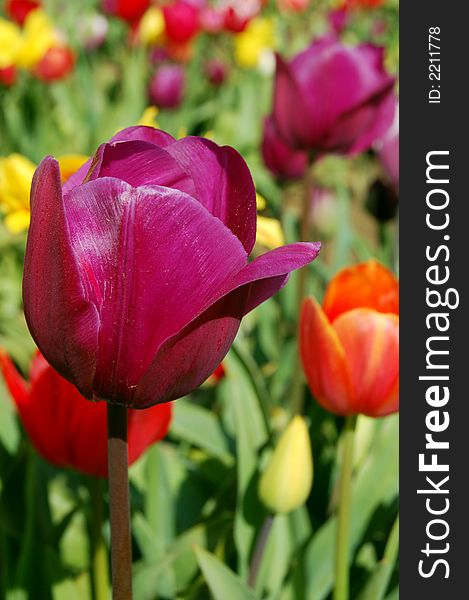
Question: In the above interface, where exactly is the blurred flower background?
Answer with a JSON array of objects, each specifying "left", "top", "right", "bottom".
[{"left": 0, "top": 0, "right": 399, "bottom": 598}]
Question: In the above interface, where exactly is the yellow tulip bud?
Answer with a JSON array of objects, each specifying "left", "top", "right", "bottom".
[
  {"left": 138, "top": 6, "right": 165, "bottom": 46},
  {"left": 259, "top": 416, "right": 313, "bottom": 514},
  {"left": 0, "top": 18, "right": 22, "bottom": 68},
  {"left": 16, "top": 10, "right": 58, "bottom": 69},
  {"left": 138, "top": 106, "right": 160, "bottom": 128},
  {"left": 234, "top": 18, "right": 275, "bottom": 69}
]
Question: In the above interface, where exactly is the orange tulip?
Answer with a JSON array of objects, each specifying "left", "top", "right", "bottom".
[{"left": 300, "top": 260, "right": 399, "bottom": 417}]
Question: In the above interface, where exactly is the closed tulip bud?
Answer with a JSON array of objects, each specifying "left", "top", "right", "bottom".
[
  {"left": 138, "top": 6, "right": 164, "bottom": 46},
  {"left": 205, "top": 59, "right": 228, "bottom": 86},
  {"left": 261, "top": 117, "right": 308, "bottom": 180},
  {"left": 300, "top": 260, "right": 399, "bottom": 417},
  {"left": 0, "top": 351, "right": 172, "bottom": 477},
  {"left": 103, "top": 0, "right": 150, "bottom": 23},
  {"left": 5, "top": 0, "right": 40, "bottom": 26},
  {"left": 149, "top": 64, "right": 185, "bottom": 109},
  {"left": 76, "top": 14, "right": 108, "bottom": 50},
  {"left": 163, "top": 1, "right": 200, "bottom": 44},
  {"left": 0, "top": 65, "right": 17, "bottom": 86},
  {"left": 23, "top": 126, "right": 320, "bottom": 408},
  {"left": 34, "top": 46, "right": 75, "bottom": 81},
  {"left": 259, "top": 416, "right": 313, "bottom": 514},
  {"left": 272, "top": 37, "right": 396, "bottom": 155}
]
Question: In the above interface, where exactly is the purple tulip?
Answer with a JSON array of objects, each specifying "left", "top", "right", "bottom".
[
  {"left": 149, "top": 64, "right": 185, "bottom": 109},
  {"left": 261, "top": 117, "right": 308, "bottom": 180},
  {"left": 23, "top": 126, "right": 321, "bottom": 409},
  {"left": 273, "top": 36, "right": 397, "bottom": 155}
]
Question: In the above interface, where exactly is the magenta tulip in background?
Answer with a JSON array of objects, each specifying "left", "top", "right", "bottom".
[
  {"left": 149, "top": 65, "right": 185, "bottom": 109},
  {"left": 261, "top": 116, "right": 308, "bottom": 180},
  {"left": 23, "top": 126, "right": 321, "bottom": 409},
  {"left": 272, "top": 36, "right": 397, "bottom": 155}
]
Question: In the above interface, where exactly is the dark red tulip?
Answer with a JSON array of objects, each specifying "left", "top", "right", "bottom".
[
  {"left": 34, "top": 46, "right": 75, "bottom": 82},
  {"left": 0, "top": 351, "right": 172, "bottom": 478},
  {"left": 103, "top": 0, "right": 150, "bottom": 23},
  {"left": 22, "top": 126, "right": 320, "bottom": 408},
  {"left": 149, "top": 64, "right": 185, "bottom": 109},
  {"left": 0, "top": 65, "right": 17, "bottom": 86},
  {"left": 261, "top": 117, "right": 308, "bottom": 180},
  {"left": 273, "top": 36, "right": 396, "bottom": 155},
  {"left": 223, "top": 7, "right": 250, "bottom": 33},
  {"left": 5, "top": 0, "right": 40, "bottom": 25},
  {"left": 163, "top": 1, "right": 200, "bottom": 44}
]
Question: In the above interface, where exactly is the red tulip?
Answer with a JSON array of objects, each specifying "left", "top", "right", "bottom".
[
  {"left": 5, "top": 0, "right": 40, "bottom": 26},
  {"left": 103, "top": 0, "right": 150, "bottom": 23},
  {"left": 22, "top": 126, "right": 320, "bottom": 409},
  {"left": 0, "top": 351, "right": 172, "bottom": 477},
  {"left": 205, "top": 59, "right": 228, "bottom": 86},
  {"left": 273, "top": 36, "right": 396, "bottom": 155},
  {"left": 343, "top": 0, "right": 385, "bottom": 9},
  {"left": 0, "top": 65, "right": 17, "bottom": 86},
  {"left": 163, "top": 1, "right": 200, "bottom": 44},
  {"left": 300, "top": 260, "right": 399, "bottom": 417},
  {"left": 261, "top": 117, "right": 308, "bottom": 180},
  {"left": 34, "top": 46, "right": 75, "bottom": 82}
]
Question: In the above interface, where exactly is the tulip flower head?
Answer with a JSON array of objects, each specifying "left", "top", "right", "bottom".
[
  {"left": 163, "top": 1, "right": 200, "bottom": 44},
  {"left": 272, "top": 36, "right": 396, "bottom": 155},
  {"left": 149, "top": 64, "right": 186, "bottom": 109},
  {"left": 23, "top": 126, "right": 321, "bottom": 409},
  {"left": 259, "top": 416, "right": 313, "bottom": 514},
  {"left": 300, "top": 260, "right": 399, "bottom": 417},
  {"left": 0, "top": 351, "right": 172, "bottom": 477},
  {"left": 5, "top": 0, "right": 41, "bottom": 26}
]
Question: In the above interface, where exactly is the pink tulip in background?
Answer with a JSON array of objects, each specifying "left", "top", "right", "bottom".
[
  {"left": 23, "top": 126, "right": 321, "bottom": 409},
  {"left": 272, "top": 36, "right": 397, "bottom": 155},
  {"left": 149, "top": 64, "right": 186, "bottom": 108}
]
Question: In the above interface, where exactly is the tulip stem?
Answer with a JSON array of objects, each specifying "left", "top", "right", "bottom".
[
  {"left": 107, "top": 404, "right": 133, "bottom": 600},
  {"left": 248, "top": 516, "right": 274, "bottom": 589},
  {"left": 334, "top": 414, "right": 357, "bottom": 600},
  {"left": 90, "top": 478, "right": 110, "bottom": 600},
  {"left": 292, "top": 165, "right": 314, "bottom": 415}
]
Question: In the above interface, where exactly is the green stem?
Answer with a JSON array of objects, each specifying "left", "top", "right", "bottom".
[
  {"left": 90, "top": 478, "right": 110, "bottom": 600},
  {"left": 334, "top": 415, "right": 357, "bottom": 600},
  {"left": 248, "top": 516, "right": 274, "bottom": 589},
  {"left": 291, "top": 166, "right": 314, "bottom": 416},
  {"left": 107, "top": 404, "right": 133, "bottom": 600}
]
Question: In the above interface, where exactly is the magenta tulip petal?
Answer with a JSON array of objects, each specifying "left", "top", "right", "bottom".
[
  {"left": 84, "top": 140, "right": 195, "bottom": 195},
  {"left": 23, "top": 157, "right": 99, "bottom": 397},
  {"left": 131, "top": 242, "right": 321, "bottom": 407},
  {"left": 274, "top": 55, "right": 319, "bottom": 149},
  {"left": 64, "top": 178, "right": 247, "bottom": 404},
  {"left": 222, "top": 242, "right": 322, "bottom": 314},
  {"left": 133, "top": 288, "right": 248, "bottom": 407},
  {"left": 166, "top": 137, "right": 257, "bottom": 253},
  {"left": 342, "top": 88, "right": 397, "bottom": 155},
  {"left": 110, "top": 125, "right": 176, "bottom": 147}
]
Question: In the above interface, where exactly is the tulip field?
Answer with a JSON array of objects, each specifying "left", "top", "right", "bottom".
[{"left": 0, "top": 1, "right": 399, "bottom": 599}]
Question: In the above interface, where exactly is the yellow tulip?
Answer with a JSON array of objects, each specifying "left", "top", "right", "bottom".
[
  {"left": 256, "top": 193, "right": 285, "bottom": 249},
  {"left": 0, "top": 154, "right": 36, "bottom": 234},
  {"left": 0, "top": 18, "right": 22, "bottom": 68},
  {"left": 57, "top": 154, "right": 88, "bottom": 183},
  {"left": 259, "top": 416, "right": 313, "bottom": 514},
  {"left": 138, "top": 6, "right": 165, "bottom": 46},
  {"left": 16, "top": 10, "right": 57, "bottom": 69},
  {"left": 234, "top": 18, "right": 275, "bottom": 69}
]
